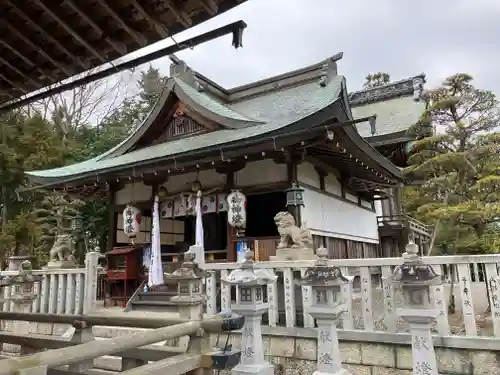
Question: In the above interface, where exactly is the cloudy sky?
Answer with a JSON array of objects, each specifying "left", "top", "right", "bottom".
[{"left": 133, "top": 0, "right": 500, "bottom": 95}]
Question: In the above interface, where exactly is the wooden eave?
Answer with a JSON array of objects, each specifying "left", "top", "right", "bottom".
[
  {"left": 366, "top": 130, "right": 413, "bottom": 148},
  {"left": 29, "top": 119, "right": 404, "bottom": 199},
  {"left": 0, "top": 0, "right": 245, "bottom": 106}
]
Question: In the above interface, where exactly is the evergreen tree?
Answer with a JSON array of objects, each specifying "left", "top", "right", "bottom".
[
  {"left": 404, "top": 73, "right": 500, "bottom": 253},
  {"left": 363, "top": 72, "right": 391, "bottom": 89}
]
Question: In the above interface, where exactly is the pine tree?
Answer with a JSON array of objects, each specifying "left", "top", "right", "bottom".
[
  {"left": 405, "top": 73, "right": 500, "bottom": 253},
  {"left": 363, "top": 72, "right": 391, "bottom": 89}
]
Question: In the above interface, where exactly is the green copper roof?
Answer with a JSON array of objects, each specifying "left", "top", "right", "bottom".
[
  {"left": 174, "top": 78, "right": 260, "bottom": 124},
  {"left": 27, "top": 75, "right": 345, "bottom": 181}
]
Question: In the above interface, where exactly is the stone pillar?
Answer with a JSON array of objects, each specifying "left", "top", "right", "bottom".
[
  {"left": 2, "top": 260, "right": 40, "bottom": 357},
  {"left": 221, "top": 251, "right": 277, "bottom": 375},
  {"left": 83, "top": 251, "right": 100, "bottom": 314},
  {"left": 391, "top": 241, "right": 440, "bottom": 375},
  {"left": 300, "top": 247, "right": 353, "bottom": 375}
]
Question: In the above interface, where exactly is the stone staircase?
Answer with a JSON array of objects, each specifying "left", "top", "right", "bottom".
[{"left": 125, "top": 283, "right": 179, "bottom": 313}]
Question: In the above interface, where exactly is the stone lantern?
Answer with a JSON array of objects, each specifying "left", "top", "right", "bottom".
[
  {"left": 221, "top": 250, "right": 277, "bottom": 375},
  {"left": 165, "top": 251, "right": 208, "bottom": 321},
  {"left": 391, "top": 241, "right": 440, "bottom": 375},
  {"left": 300, "top": 247, "right": 352, "bottom": 375},
  {"left": 9, "top": 260, "right": 41, "bottom": 305},
  {"left": 2, "top": 260, "right": 41, "bottom": 357}
]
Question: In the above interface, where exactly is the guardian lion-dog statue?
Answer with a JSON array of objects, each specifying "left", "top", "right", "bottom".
[
  {"left": 274, "top": 211, "right": 313, "bottom": 249},
  {"left": 46, "top": 234, "right": 76, "bottom": 268}
]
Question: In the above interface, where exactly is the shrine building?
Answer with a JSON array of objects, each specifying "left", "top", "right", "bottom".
[{"left": 25, "top": 53, "right": 428, "bottom": 265}]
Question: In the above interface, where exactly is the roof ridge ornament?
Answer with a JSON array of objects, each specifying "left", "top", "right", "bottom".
[
  {"left": 169, "top": 56, "right": 205, "bottom": 92},
  {"left": 318, "top": 56, "right": 340, "bottom": 87},
  {"left": 348, "top": 73, "right": 427, "bottom": 105}
]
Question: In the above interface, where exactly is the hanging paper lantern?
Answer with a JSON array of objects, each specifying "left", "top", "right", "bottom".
[
  {"left": 227, "top": 190, "right": 246, "bottom": 228},
  {"left": 123, "top": 204, "right": 142, "bottom": 239}
]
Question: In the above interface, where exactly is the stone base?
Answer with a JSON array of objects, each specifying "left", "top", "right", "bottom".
[
  {"left": 269, "top": 247, "right": 316, "bottom": 261},
  {"left": 44, "top": 260, "right": 76, "bottom": 269},
  {"left": 232, "top": 362, "right": 274, "bottom": 375}
]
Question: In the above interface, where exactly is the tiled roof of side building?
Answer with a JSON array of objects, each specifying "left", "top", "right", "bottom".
[{"left": 349, "top": 74, "right": 426, "bottom": 139}]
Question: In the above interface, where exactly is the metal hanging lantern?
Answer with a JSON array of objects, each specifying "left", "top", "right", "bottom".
[
  {"left": 123, "top": 204, "right": 142, "bottom": 239},
  {"left": 285, "top": 182, "right": 305, "bottom": 208},
  {"left": 71, "top": 214, "right": 84, "bottom": 233},
  {"left": 227, "top": 190, "right": 246, "bottom": 229}
]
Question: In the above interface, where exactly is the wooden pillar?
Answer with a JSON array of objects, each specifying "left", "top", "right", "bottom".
[
  {"left": 216, "top": 161, "right": 245, "bottom": 262},
  {"left": 106, "top": 183, "right": 118, "bottom": 253}
]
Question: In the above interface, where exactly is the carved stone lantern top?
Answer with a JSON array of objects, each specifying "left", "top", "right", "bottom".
[
  {"left": 164, "top": 252, "right": 208, "bottom": 282},
  {"left": 7, "top": 260, "right": 40, "bottom": 305},
  {"left": 391, "top": 241, "right": 441, "bottom": 288},
  {"left": 300, "top": 247, "right": 352, "bottom": 287},
  {"left": 221, "top": 251, "right": 277, "bottom": 286},
  {"left": 9, "top": 260, "right": 41, "bottom": 285}
]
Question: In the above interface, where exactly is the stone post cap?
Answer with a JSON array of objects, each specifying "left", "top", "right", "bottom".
[
  {"left": 164, "top": 249, "right": 208, "bottom": 281},
  {"left": 300, "top": 247, "right": 353, "bottom": 286},
  {"left": 392, "top": 241, "right": 441, "bottom": 287},
  {"left": 222, "top": 250, "right": 277, "bottom": 286}
]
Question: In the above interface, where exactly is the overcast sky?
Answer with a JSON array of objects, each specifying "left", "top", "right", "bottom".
[{"left": 132, "top": 0, "right": 499, "bottom": 95}]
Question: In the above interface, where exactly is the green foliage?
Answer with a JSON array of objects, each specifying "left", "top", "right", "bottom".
[
  {"left": 404, "top": 73, "right": 500, "bottom": 253},
  {"left": 363, "top": 72, "right": 391, "bottom": 89},
  {"left": 0, "top": 66, "right": 168, "bottom": 265}
]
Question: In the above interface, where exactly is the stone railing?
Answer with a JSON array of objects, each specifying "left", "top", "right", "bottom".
[
  {"left": 202, "top": 253, "right": 500, "bottom": 337},
  {"left": 0, "top": 252, "right": 101, "bottom": 315}
]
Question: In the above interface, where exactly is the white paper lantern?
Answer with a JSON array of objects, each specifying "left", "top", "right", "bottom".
[
  {"left": 227, "top": 190, "right": 246, "bottom": 228},
  {"left": 123, "top": 204, "right": 142, "bottom": 239}
]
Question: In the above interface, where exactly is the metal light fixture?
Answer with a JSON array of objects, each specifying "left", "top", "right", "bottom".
[
  {"left": 285, "top": 182, "right": 305, "bottom": 208},
  {"left": 72, "top": 214, "right": 84, "bottom": 233}
]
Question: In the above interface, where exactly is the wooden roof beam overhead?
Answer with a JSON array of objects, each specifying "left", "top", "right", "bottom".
[
  {"left": 4, "top": 0, "right": 87, "bottom": 70},
  {"left": 0, "top": 19, "right": 72, "bottom": 78},
  {"left": 0, "top": 74, "right": 28, "bottom": 94},
  {"left": 0, "top": 38, "right": 36, "bottom": 69},
  {"left": 164, "top": 0, "right": 192, "bottom": 28},
  {"left": 97, "top": 0, "right": 147, "bottom": 47},
  {"left": 0, "top": 56, "right": 40, "bottom": 88},
  {"left": 63, "top": 0, "right": 127, "bottom": 56},
  {"left": 130, "top": 0, "right": 169, "bottom": 39},
  {"left": 32, "top": 0, "right": 106, "bottom": 64},
  {"left": 200, "top": 0, "right": 219, "bottom": 16}
]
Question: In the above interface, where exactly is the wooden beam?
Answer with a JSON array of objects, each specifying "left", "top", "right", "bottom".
[
  {"left": 5, "top": 0, "right": 87, "bottom": 70},
  {"left": 0, "top": 73, "right": 29, "bottom": 94},
  {"left": 63, "top": 0, "right": 127, "bottom": 55},
  {"left": 97, "top": 0, "right": 147, "bottom": 47},
  {"left": 0, "top": 19, "right": 72, "bottom": 77},
  {"left": 130, "top": 0, "right": 170, "bottom": 38},
  {"left": 0, "top": 38, "right": 35, "bottom": 68},
  {"left": 200, "top": 0, "right": 218, "bottom": 15},
  {"left": 0, "top": 56, "right": 39, "bottom": 87},
  {"left": 164, "top": 0, "right": 192, "bottom": 28},
  {"left": 33, "top": 0, "right": 106, "bottom": 63}
]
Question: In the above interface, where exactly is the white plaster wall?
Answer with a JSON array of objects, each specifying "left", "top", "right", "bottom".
[
  {"left": 297, "top": 162, "right": 320, "bottom": 188},
  {"left": 115, "top": 182, "right": 152, "bottom": 204},
  {"left": 300, "top": 186, "right": 379, "bottom": 243},
  {"left": 235, "top": 159, "right": 287, "bottom": 187},
  {"left": 324, "top": 172, "right": 342, "bottom": 195}
]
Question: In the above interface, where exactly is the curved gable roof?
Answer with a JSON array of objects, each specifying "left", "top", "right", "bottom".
[{"left": 26, "top": 75, "right": 346, "bottom": 182}]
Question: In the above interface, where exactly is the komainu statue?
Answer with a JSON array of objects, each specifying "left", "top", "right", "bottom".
[
  {"left": 274, "top": 211, "right": 313, "bottom": 249},
  {"left": 46, "top": 234, "right": 76, "bottom": 269}
]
